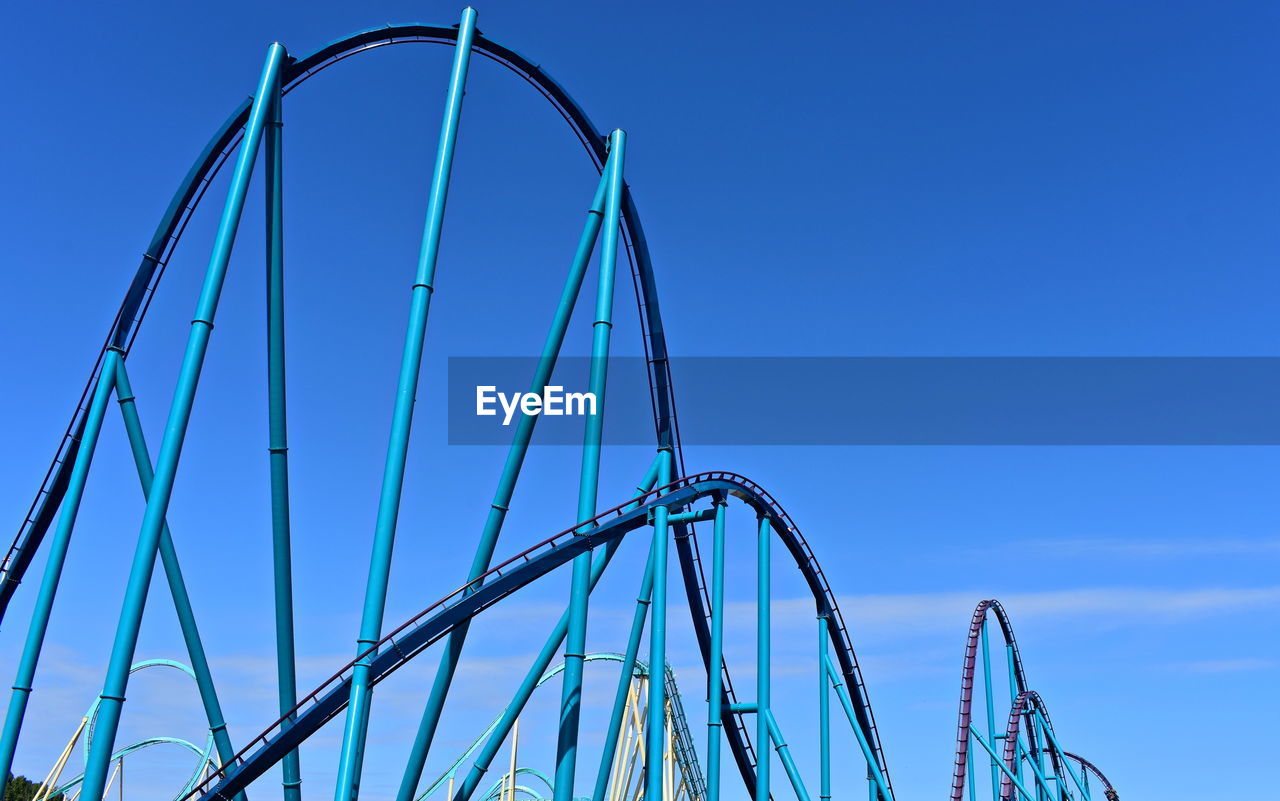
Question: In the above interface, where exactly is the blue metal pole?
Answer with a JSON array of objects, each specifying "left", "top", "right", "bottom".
[
  {"left": 396, "top": 167, "right": 612, "bottom": 801},
  {"left": 755, "top": 515, "right": 771, "bottom": 801},
  {"left": 0, "top": 350, "right": 120, "bottom": 798},
  {"left": 706, "top": 496, "right": 728, "bottom": 801},
  {"left": 78, "top": 42, "right": 287, "bottom": 801},
  {"left": 1007, "top": 645, "right": 1020, "bottom": 787},
  {"left": 970, "top": 728, "right": 1035, "bottom": 801},
  {"left": 590, "top": 538, "right": 656, "bottom": 801},
  {"left": 555, "top": 128, "right": 626, "bottom": 801},
  {"left": 1033, "top": 711, "right": 1090, "bottom": 801},
  {"left": 1013, "top": 737, "right": 1059, "bottom": 801},
  {"left": 825, "top": 656, "right": 892, "bottom": 801},
  {"left": 112, "top": 359, "right": 242, "bottom": 798},
  {"left": 264, "top": 65, "right": 302, "bottom": 801},
  {"left": 644, "top": 451, "right": 675, "bottom": 801},
  {"left": 818, "top": 616, "right": 831, "bottom": 801},
  {"left": 1033, "top": 713, "right": 1050, "bottom": 801},
  {"left": 982, "top": 620, "right": 998, "bottom": 801},
  {"left": 336, "top": 10, "right": 476, "bottom": 801},
  {"left": 765, "top": 711, "right": 812, "bottom": 801},
  {"left": 450, "top": 456, "right": 663, "bottom": 801}
]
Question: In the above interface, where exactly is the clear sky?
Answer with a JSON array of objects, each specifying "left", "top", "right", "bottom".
[{"left": 1, "top": 1, "right": 1277, "bottom": 799}]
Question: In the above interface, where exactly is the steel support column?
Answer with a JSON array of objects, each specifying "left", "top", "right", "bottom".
[
  {"left": 112, "top": 359, "right": 242, "bottom": 796},
  {"left": 706, "top": 496, "right": 728, "bottom": 801},
  {"left": 755, "top": 515, "right": 771, "bottom": 801},
  {"left": 264, "top": 64, "right": 302, "bottom": 801},
  {"left": 78, "top": 41, "right": 287, "bottom": 801},
  {"left": 335, "top": 10, "right": 476, "bottom": 801},
  {"left": 448, "top": 456, "right": 663, "bottom": 801},
  {"left": 0, "top": 350, "right": 120, "bottom": 798},
  {"left": 643, "top": 452, "right": 675, "bottom": 801},
  {"left": 590, "top": 537, "right": 656, "bottom": 801},
  {"left": 765, "top": 711, "right": 812, "bottom": 801},
  {"left": 819, "top": 616, "right": 832, "bottom": 801},
  {"left": 397, "top": 168, "right": 611, "bottom": 801},
  {"left": 556, "top": 128, "right": 626, "bottom": 801}
]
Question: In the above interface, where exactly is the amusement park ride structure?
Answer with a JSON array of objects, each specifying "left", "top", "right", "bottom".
[{"left": 0, "top": 8, "right": 1118, "bottom": 801}]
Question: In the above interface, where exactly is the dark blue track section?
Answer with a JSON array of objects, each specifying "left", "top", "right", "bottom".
[
  {"left": 1, "top": 25, "right": 888, "bottom": 799},
  {"left": 186, "top": 472, "right": 883, "bottom": 801}
]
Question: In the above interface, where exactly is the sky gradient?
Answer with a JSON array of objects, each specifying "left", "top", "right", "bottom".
[{"left": 1, "top": 1, "right": 1277, "bottom": 799}]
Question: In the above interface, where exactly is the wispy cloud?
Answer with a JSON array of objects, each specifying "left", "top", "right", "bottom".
[
  {"left": 1172, "top": 658, "right": 1278, "bottom": 674},
  {"left": 1025, "top": 537, "right": 1280, "bottom": 558},
  {"left": 736, "top": 586, "right": 1280, "bottom": 635}
]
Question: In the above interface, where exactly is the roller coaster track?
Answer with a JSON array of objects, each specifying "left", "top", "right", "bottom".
[
  {"left": 0, "top": 8, "right": 1117, "bottom": 801},
  {"left": 178, "top": 472, "right": 875, "bottom": 801}
]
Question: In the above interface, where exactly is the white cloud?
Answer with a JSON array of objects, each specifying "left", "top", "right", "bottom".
[
  {"left": 734, "top": 586, "right": 1280, "bottom": 635},
  {"left": 1172, "top": 658, "right": 1278, "bottom": 674},
  {"left": 1025, "top": 537, "right": 1280, "bottom": 558}
]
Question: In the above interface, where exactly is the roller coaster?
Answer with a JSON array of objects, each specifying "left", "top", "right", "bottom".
[{"left": 0, "top": 8, "right": 1118, "bottom": 801}]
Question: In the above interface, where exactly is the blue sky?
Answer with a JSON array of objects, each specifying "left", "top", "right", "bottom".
[{"left": 1, "top": 1, "right": 1277, "bottom": 799}]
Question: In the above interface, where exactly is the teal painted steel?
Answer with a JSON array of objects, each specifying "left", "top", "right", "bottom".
[
  {"left": 555, "top": 128, "right": 627, "bottom": 801},
  {"left": 0, "top": 349, "right": 120, "bottom": 798},
  {"left": 970, "top": 728, "right": 1036, "bottom": 801},
  {"left": 264, "top": 67, "right": 303, "bottom": 801},
  {"left": 706, "top": 496, "right": 728, "bottom": 801},
  {"left": 336, "top": 10, "right": 477, "bottom": 801},
  {"left": 395, "top": 169, "right": 612, "bottom": 801},
  {"left": 756, "top": 515, "right": 771, "bottom": 801},
  {"left": 56, "top": 660, "right": 215, "bottom": 801},
  {"left": 447, "top": 457, "right": 662, "bottom": 801},
  {"left": 2, "top": 14, "right": 1121, "bottom": 801},
  {"left": 819, "top": 617, "right": 831, "bottom": 801},
  {"left": 825, "top": 656, "right": 893, "bottom": 800},
  {"left": 76, "top": 42, "right": 287, "bottom": 801},
  {"left": 982, "top": 620, "right": 999, "bottom": 801},
  {"left": 1034, "top": 711, "right": 1090, "bottom": 801},
  {"left": 765, "top": 711, "right": 812, "bottom": 801},
  {"left": 112, "top": 359, "right": 241, "bottom": 792},
  {"left": 589, "top": 537, "right": 656, "bottom": 801},
  {"left": 643, "top": 451, "right": 675, "bottom": 801}
]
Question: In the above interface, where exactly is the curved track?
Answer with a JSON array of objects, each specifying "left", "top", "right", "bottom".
[
  {"left": 181, "top": 471, "right": 878, "bottom": 801},
  {"left": 0, "top": 12, "right": 1119, "bottom": 801},
  {"left": 0, "top": 23, "right": 890, "bottom": 800}
]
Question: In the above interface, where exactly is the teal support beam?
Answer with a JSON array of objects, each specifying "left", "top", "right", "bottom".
[
  {"left": 967, "top": 736, "right": 977, "bottom": 801},
  {"left": 1007, "top": 645, "right": 1020, "bottom": 787},
  {"left": 982, "top": 621, "right": 998, "bottom": 801},
  {"left": 448, "top": 456, "right": 662, "bottom": 801},
  {"left": 395, "top": 169, "right": 611, "bottom": 801},
  {"left": 970, "top": 728, "right": 1036, "bottom": 801},
  {"left": 765, "top": 711, "right": 813, "bottom": 801},
  {"left": 112, "top": 359, "right": 242, "bottom": 797},
  {"left": 1013, "top": 737, "right": 1062, "bottom": 801},
  {"left": 818, "top": 617, "right": 831, "bottom": 801},
  {"left": 705, "top": 496, "right": 728, "bottom": 801},
  {"left": 755, "top": 515, "right": 771, "bottom": 801},
  {"left": 0, "top": 350, "right": 120, "bottom": 799},
  {"left": 643, "top": 451, "right": 675, "bottom": 801},
  {"left": 336, "top": 10, "right": 476, "bottom": 801},
  {"left": 78, "top": 41, "right": 287, "bottom": 801},
  {"left": 264, "top": 64, "right": 302, "bottom": 801},
  {"left": 555, "top": 128, "right": 626, "bottom": 801},
  {"left": 667, "top": 508, "right": 716, "bottom": 524},
  {"left": 590, "top": 537, "right": 656, "bottom": 801},
  {"left": 1033, "top": 713, "right": 1051, "bottom": 801},
  {"left": 1033, "top": 711, "right": 1091, "bottom": 801},
  {"left": 825, "top": 656, "right": 893, "bottom": 801}
]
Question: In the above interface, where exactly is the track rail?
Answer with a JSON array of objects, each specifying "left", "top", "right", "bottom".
[
  {"left": 951, "top": 599, "right": 1029, "bottom": 801},
  {"left": 182, "top": 472, "right": 888, "bottom": 801}
]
